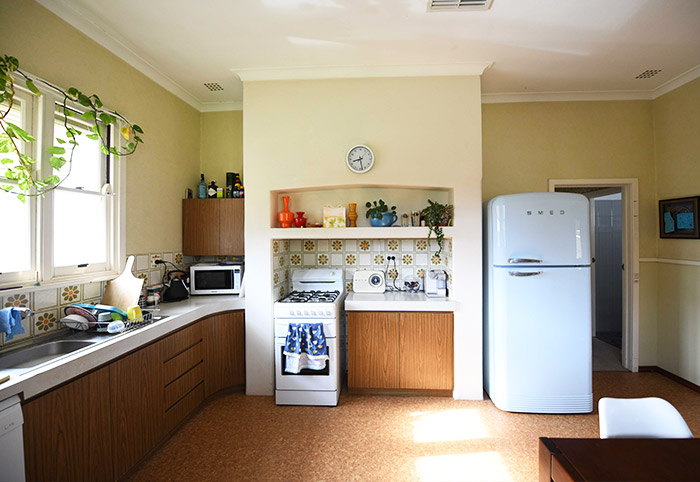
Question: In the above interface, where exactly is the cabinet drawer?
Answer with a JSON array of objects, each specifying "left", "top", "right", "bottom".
[
  {"left": 164, "top": 362, "right": 204, "bottom": 411},
  {"left": 164, "top": 342, "right": 202, "bottom": 385},
  {"left": 161, "top": 323, "right": 202, "bottom": 362},
  {"left": 164, "top": 382, "right": 204, "bottom": 434}
]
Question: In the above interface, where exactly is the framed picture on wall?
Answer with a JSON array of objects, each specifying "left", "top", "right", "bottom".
[{"left": 659, "top": 196, "right": 700, "bottom": 239}]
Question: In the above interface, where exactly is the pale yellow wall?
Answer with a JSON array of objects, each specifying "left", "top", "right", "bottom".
[
  {"left": 0, "top": 0, "right": 200, "bottom": 255},
  {"left": 243, "top": 76, "right": 484, "bottom": 397},
  {"left": 482, "top": 101, "right": 656, "bottom": 258},
  {"left": 200, "top": 111, "right": 243, "bottom": 191},
  {"left": 650, "top": 77, "right": 700, "bottom": 384}
]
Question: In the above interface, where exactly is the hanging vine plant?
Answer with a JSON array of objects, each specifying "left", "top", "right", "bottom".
[{"left": 0, "top": 54, "right": 144, "bottom": 201}]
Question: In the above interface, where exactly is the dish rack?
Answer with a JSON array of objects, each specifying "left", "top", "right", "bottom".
[{"left": 60, "top": 310, "right": 154, "bottom": 333}]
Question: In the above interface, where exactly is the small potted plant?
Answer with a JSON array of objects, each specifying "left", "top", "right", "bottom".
[
  {"left": 365, "top": 199, "right": 397, "bottom": 227},
  {"left": 421, "top": 199, "right": 453, "bottom": 256}
]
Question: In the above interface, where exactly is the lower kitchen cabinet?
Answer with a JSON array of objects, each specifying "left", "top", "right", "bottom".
[
  {"left": 348, "top": 311, "right": 454, "bottom": 393},
  {"left": 23, "top": 366, "right": 113, "bottom": 482},
  {"left": 22, "top": 310, "right": 245, "bottom": 481},
  {"left": 203, "top": 311, "right": 246, "bottom": 397},
  {"left": 110, "top": 342, "right": 164, "bottom": 480}
]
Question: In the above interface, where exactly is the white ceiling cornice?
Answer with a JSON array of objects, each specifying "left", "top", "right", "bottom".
[
  {"left": 233, "top": 62, "right": 493, "bottom": 82},
  {"left": 651, "top": 64, "right": 700, "bottom": 100},
  {"left": 200, "top": 101, "right": 243, "bottom": 112},
  {"left": 36, "top": 0, "right": 205, "bottom": 112}
]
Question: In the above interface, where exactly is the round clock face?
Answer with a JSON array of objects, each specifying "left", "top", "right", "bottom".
[{"left": 346, "top": 144, "right": 374, "bottom": 173}]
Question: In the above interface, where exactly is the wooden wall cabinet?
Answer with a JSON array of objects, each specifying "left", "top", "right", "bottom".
[
  {"left": 348, "top": 311, "right": 454, "bottom": 393},
  {"left": 23, "top": 366, "right": 113, "bottom": 482},
  {"left": 182, "top": 198, "right": 244, "bottom": 256},
  {"left": 23, "top": 310, "right": 245, "bottom": 481}
]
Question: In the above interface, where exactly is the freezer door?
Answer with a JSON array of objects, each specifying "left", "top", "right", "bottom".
[
  {"left": 490, "top": 266, "right": 592, "bottom": 413},
  {"left": 488, "top": 192, "right": 590, "bottom": 266}
]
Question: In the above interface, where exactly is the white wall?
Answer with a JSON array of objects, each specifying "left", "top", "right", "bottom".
[{"left": 243, "top": 76, "right": 484, "bottom": 399}]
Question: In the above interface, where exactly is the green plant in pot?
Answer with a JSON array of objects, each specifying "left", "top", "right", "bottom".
[
  {"left": 365, "top": 199, "right": 397, "bottom": 227},
  {"left": 421, "top": 199, "right": 453, "bottom": 257}
]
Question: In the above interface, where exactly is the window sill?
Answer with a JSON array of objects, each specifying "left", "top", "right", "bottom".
[{"left": 0, "top": 271, "right": 121, "bottom": 298}]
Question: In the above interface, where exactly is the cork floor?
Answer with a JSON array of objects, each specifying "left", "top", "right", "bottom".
[{"left": 127, "top": 372, "right": 700, "bottom": 482}]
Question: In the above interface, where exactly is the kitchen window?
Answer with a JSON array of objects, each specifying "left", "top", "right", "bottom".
[{"left": 0, "top": 83, "right": 125, "bottom": 289}]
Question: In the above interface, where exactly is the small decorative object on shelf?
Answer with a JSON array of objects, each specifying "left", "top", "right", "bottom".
[
  {"left": 421, "top": 199, "right": 454, "bottom": 256},
  {"left": 278, "top": 195, "right": 294, "bottom": 227},
  {"left": 348, "top": 203, "right": 358, "bottom": 227},
  {"left": 294, "top": 211, "right": 307, "bottom": 227},
  {"left": 323, "top": 205, "right": 347, "bottom": 228},
  {"left": 365, "top": 199, "right": 397, "bottom": 227}
]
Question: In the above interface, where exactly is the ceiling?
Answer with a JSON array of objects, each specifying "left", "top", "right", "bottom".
[{"left": 39, "top": 0, "right": 700, "bottom": 111}]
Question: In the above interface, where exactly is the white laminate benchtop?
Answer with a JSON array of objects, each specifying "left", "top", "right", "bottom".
[
  {"left": 0, "top": 295, "right": 244, "bottom": 401},
  {"left": 345, "top": 292, "right": 455, "bottom": 312}
]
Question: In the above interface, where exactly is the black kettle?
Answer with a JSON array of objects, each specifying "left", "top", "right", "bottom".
[{"left": 162, "top": 269, "right": 190, "bottom": 302}]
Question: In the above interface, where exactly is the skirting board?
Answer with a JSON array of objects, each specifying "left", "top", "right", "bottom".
[{"left": 639, "top": 366, "right": 700, "bottom": 394}]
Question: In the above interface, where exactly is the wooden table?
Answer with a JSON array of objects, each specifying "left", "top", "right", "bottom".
[{"left": 539, "top": 437, "right": 700, "bottom": 482}]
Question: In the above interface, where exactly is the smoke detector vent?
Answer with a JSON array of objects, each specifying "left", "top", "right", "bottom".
[
  {"left": 427, "top": 0, "right": 493, "bottom": 11},
  {"left": 203, "top": 82, "right": 224, "bottom": 91},
  {"left": 635, "top": 69, "right": 662, "bottom": 80}
]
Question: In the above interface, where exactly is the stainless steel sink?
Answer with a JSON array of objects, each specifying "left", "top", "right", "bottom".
[{"left": 0, "top": 340, "right": 97, "bottom": 370}]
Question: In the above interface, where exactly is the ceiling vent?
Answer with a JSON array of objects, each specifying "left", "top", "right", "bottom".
[
  {"left": 635, "top": 69, "right": 662, "bottom": 80},
  {"left": 427, "top": 0, "right": 494, "bottom": 11},
  {"left": 203, "top": 82, "right": 224, "bottom": 91}
]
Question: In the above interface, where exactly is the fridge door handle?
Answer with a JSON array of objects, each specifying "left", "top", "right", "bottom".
[
  {"left": 508, "top": 258, "right": 542, "bottom": 264},
  {"left": 508, "top": 271, "right": 543, "bottom": 277}
]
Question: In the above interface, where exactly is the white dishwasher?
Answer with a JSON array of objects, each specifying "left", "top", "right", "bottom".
[{"left": 0, "top": 395, "right": 26, "bottom": 482}]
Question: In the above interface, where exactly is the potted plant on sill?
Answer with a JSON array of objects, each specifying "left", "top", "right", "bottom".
[
  {"left": 365, "top": 199, "right": 397, "bottom": 227},
  {"left": 421, "top": 199, "right": 453, "bottom": 257}
]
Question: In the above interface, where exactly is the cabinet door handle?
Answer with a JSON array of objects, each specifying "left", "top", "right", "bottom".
[
  {"left": 508, "top": 271, "right": 543, "bottom": 277},
  {"left": 508, "top": 258, "right": 542, "bottom": 264}
]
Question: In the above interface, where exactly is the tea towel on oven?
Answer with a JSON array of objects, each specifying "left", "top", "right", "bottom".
[{"left": 283, "top": 322, "right": 328, "bottom": 374}]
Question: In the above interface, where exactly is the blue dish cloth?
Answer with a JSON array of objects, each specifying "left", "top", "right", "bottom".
[
  {"left": 283, "top": 322, "right": 328, "bottom": 374},
  {"left": 0, "top": 307, "right": 25, "bottom": 341}
]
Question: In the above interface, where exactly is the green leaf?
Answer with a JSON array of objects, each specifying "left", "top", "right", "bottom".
[
  {"left": 125, "top": 142, "right": 135, "bottom": 151},
  {"left": 46, "top": 146, "right": 66, "bottom": 155},
  {"left": 132, "top": 124, "right": 143, "bottom": 134},
  {"left": 92, "top": 123, "right": 104, "bottom": 137},
  {"left": 1, "top": 184, "right": 13, "bottom": 192},
  {"left": 64, "top": 108, "right": 74, "bottom": 117},
  {"left": 100, "top": 144, "right": 109, "bottom": 156},
  {"left": 19, "top": 153, "right": 34, "bottom": 164},
  {"left": 99, "top": 113, "right": 116, "bottom": 125},
  {"left": 5, "top": 122, "right": 35, "bottom": 142},
  {"left": 81, "top": 110, "right": 96, "bottom": 121},
  {"left": 0, "top": 78, "right": 6, "bottom": 91},
  {"left": 43, "top": 175, "right": 60, "bottom": 185},
  {"left": 67, "top": 87, "right": 79, "bottom": 97},
  {"left": 92, "top": 95, "right": 103, "bottom": 108},
  {"left": 50, "top": 156, "right": 66, "bottom": 170},
  {"left": 56, "top": 138, "right": 66, "bottom": 144},
  {"left": 25, "top": 79, "right": 41, "bottom": 96},
  {"left": 134, "top": 135, "right": 143, "bottom": 143},
  {"left": 77, "top": 93, "right": 91, "bottom": 107},
  {"left": 6, "top": 57, "right": 19, "bottom": 71},
  {"left": 85, "top": 133, "right": 99, "bottom": 140},
  {"left": 0, "top": 133, "right": 13, "bottom": 153},
  {"left": 1, "top": 157, "right": 14, "bottom": 164},
  {"left": 108, "top": 146, "right": 117, "bottom": 155},
  {"left": 17, "top": 193, "right": 25, "bottom": 203}
]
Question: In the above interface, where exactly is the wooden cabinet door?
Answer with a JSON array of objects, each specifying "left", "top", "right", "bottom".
[
  {"left": 23, "top": 366, "right": 113, "bottom": 482},
  {"left": 182, "top": 199, "right": 219, "bottom": 255},
  {"left": 348, "top": 312, "right": 400, "bottom": 389},
  {"left": 399, "top": 312, "right": 454, "bottom": 390},
  {"left": 219, "top": 199, "right": 245, "bottom": 255},
  {"left": 202, "top": 310, "right": 245, "bottom": 397},
  {"left": 110, "top": 342, "right": 164, "bottom": 480}
]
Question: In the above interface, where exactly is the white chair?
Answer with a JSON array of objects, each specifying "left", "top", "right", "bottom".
[{"left": 599, "top": 397, "right": 694, "bottom": 438}]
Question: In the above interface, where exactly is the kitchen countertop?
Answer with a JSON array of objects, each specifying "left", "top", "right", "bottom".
[
  {"left": 0, "top": 295, "right": 244, "bottom": 402},
  {"left": 345, "top": 292, "right": 456, "bottom": 311}
]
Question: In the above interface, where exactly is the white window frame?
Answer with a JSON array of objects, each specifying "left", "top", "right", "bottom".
[{"left": 0, "top": 78, "right": 126, "bottom": 292}]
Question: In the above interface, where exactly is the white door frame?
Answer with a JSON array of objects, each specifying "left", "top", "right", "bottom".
[{"left": 548, "top": 178, "right": 639, "bottom": 372}]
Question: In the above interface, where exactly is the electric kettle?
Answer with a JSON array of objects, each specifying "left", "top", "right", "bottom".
[{"left": 162, "top": 269, "right": 190, "bottom": 302}]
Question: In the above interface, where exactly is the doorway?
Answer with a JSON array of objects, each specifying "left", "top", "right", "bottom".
[{"left": 548, "top": 179, "right": 639, "bottom": 372}]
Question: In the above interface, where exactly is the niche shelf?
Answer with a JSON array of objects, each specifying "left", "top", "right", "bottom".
[{"left": 270, "top": 226, "right": 454, "bottom": 240}]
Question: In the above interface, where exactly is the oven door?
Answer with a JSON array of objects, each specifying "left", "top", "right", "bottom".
[{"left": 275, "top": 336, "right": 338, "bottom": 391}]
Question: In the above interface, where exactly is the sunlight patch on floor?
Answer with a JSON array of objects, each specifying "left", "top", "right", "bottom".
[
  {"left": 411, "top": 409, "right": 490, "bottom": 443},
  {"left": 416, "top": 451, "right": 513, "bottom": 482}
]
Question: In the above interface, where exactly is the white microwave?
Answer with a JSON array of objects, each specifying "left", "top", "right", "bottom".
[{"left": 189, "top": 263, "right": 242, "bottom": 295}]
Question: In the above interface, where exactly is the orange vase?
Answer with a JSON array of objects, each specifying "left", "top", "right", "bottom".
[
  {"left": 278, "top": 195, "right": 294, "bottom": 228},
  {"left": 348, "top": 203, "right": 358, "bottom": 227}
]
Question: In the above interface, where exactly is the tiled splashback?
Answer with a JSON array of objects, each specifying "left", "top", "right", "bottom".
[
  {"left": 271, "top": 238, "right": 452, "bottom": 300},
  {"left": 0, "top": 250, "right": 231, "bottom": 351}
]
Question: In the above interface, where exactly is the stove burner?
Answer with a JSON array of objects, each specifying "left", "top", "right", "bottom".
[{"left": 278, "top": 290, "right": 340, "bottom": 304}]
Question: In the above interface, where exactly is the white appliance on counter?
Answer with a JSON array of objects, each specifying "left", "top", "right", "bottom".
[
  {"left": 484, "top": 192, "right": 593, "bottom": 414},
  {"left": 274, "top": 269, "right": 345, "bottom": 406}
]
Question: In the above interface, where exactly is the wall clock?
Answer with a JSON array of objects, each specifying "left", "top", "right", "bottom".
[{"left": 345, "top": 144, "right": 374, "bottom": 174}]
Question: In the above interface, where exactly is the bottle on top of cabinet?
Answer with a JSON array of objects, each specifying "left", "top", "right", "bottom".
[
  {"left": 198, "top": 174, "right": 207, "bottom": 199},
  {"left": 207, "top": 181, "right": 218, "bottom": 198}
]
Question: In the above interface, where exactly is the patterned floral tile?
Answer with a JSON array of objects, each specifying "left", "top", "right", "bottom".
[
  {"left": 431, "top": 254, "right": 442, "bottom": 265},
  {"left": 388, "top": 268, "right": 398, "bottom": 280},
  {"left": 150, "top": 253, "right": 163, "bottom": 268},
  {"left": 60, "top": 286, "right": 81, "bottom": 304},
  {"left": 387, "top": 240, "right": 399, "bottom": 251},
  {"left": 3, "top": 293, "right": 30, "bottom": 309},
  {"left": 273, "top": 240, "right": 280, "bottom": 254},
  {"left": 373, "top": 255, "right": 385, "bottom": 266},
  {"left": 273, "top": 272, "right": 280, "bottom": 285},
  {"left": 416, "top": 239, "right": 428, "bottom": 251},
  {"left": 318, "top": 254, "right": 329, "bottom": 265},
  {"left": 331, "top": 240, "right": 343, "bottom": 251},
  {"left": 345, "top": 282, "right": 353, "bottom": 292},
  {"left": 290, "top": 254, "right": 301, "bottom": 265},
  {"left": 304, "top": 240, "right": 316, "bottom": 252},
  {"left": 34, "top": 309, "right": 59, "bottom": 334},
  {"left": 402, "top": 254, "right": 413, "bottom": 265},
  {"left": 417, "top": 268, "right": 426, "bottom": 279},
  {"left": 174, "top": 252, "right": 184, "bottom": 265},
  {"left": 345, "top": 254, "right": 356, "bottom": 265},
  {"left": 359, "top": 240, "right": 371, "bottom": 251}
]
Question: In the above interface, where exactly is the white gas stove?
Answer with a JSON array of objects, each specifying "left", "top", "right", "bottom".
[{"left": 274, "top": 269, "right": 344, "bottom": 406}]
